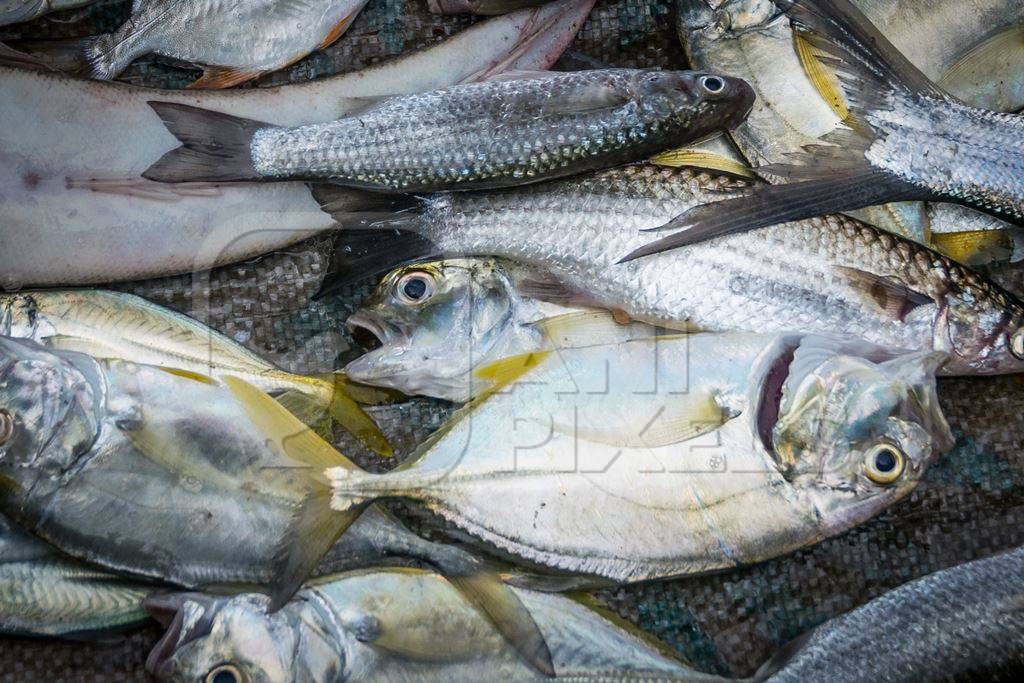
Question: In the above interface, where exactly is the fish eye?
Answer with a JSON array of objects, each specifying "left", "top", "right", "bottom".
[
  {"left": 0, "top": 409, "right": 13, "bottom": 445},
  {"left": 1011, "top": 330, "right": 1024, "bottom": 360},
  {"left": 863, "top": 444, "right": 906, "bottom": 485},
  {"left": 396, "top": 272, "right": 435, "bottom": 305},
  {"left": 700, "top": 75, "right": 726, "bottom": 96},
  {"left": 205, "top": 664, "right": 245, "bottom": 683}
]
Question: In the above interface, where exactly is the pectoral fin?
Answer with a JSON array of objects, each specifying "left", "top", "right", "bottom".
[
  {"left": 834, "top": 266, "right": 933, "bottom": 321},
  {"left": 188, "top": 65, "right": 264, "bottom": 90},
  {"left": 930, "top": 229, "right": 1014, "bottom": 266},
  {"left": 650, "top": 148, "right": 756, "bottom": 180}
]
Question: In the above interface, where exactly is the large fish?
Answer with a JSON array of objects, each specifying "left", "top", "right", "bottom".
[
  {"left": 328, "top": 331, "right": 953, "bottom": 582},
  {"left": 319, "top": 164, "right": 1024, "bottom": 376},
  {"left": 0, "top": 337, "right": 556, "bottom": 673},
  {"left": 143, "top": 568, "right": 726, "bottom": 683},
  {"left": 142, "top": 69, "right": 753, "bottom": 191},
  {"left": 633, "top": 0, "right": 1024, "bottom": 257},
  {"left": 0, "top": 0, "right": 595, "bottom": 288},
  {"left": 0, "top": 289, "right": 394, "bottom": 455},
  {"left": 39, "top": 0, "right": 370, "bottom": 88},
  {"left": 0, "top": 0, "right": 90, "bottom": 26}
]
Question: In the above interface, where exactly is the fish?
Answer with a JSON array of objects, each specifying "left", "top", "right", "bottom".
[
  {"left": 0, "top": 514, "right": 151, "bottom": 638},
  {"left": 633, "top": 0, "right": 1024, "bottom": 256},
  {"left": 758, "top": 546, "right": 1024, "bottom": 682},
  {"left": 0, "top": 0, "right": 90, "bottom": 26},
  {"left": 26, "top": 0, "right": 370, "bottom": 88},
  {"left": 327, "top": 331, "right": 953, "bottom": 583},
  {"left": 346, "top": 258, "right": 657, "bottom": 401},
  {"left": 0, "top": 337, "right": 555, "bottom": 673},
  {"left": 317, "top": 164, "right": 1024, "bottom": 376},
  {"left": 0, "top": 289, "right": 393, "bottom": 456},
  {"left": 0, "top": 0, "right": 595, "bottom": 288},
  {"left": 141, "top": 69, "right": 754, "bottom": 191},
  {"left": 143, "top": 568, "right": 727, "bottom": 683},
  {"left": 429, "top": 0, "right": 554, "bottom": 15}
]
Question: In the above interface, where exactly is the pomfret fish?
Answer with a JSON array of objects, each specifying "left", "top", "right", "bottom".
[
  {"left": 328, "top": 332, "right": 953, "bottom": 582},
  {"left": 319, "top": 164, "right": 1024, "bottom": 376},
  {"left": 0, "top": 0, "right": 90, "bottom": 26},
  {"left": 0, "top": 337, "right": 556, "bottom": 672},
  {"left": 144, "top": 568, "right": 726, "bottom": 683},
  {"left": 143, "top": 69, "right": 754, "bottom": 191},
  {"left": 0, "top": 289, "right": 393, "bottom": 455},
  {"left": 637, "top": 0, "right": 1024, "bottom": 256},
  {"left": 0, "top": 0, "right": 594, "bottom": 288}
]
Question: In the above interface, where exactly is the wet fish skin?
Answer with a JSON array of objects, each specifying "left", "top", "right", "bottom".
[
  {"left": 144, "top": 69, "right": 755, "bottom": 190},
  {"left": 763, "top": 546, "right": 1024, "bottom": 682},
  {"left": 429, "top": 0, "right": 553, "bottom": 15},
  {"left": 0, "top": 0, "right": 90, "bottom": 26},
  {"left": 144, "top": 568, "right": 726, "bottom": 683},
  {"left": 323, "top": 164, "right": 1024, "bottom": 376}
]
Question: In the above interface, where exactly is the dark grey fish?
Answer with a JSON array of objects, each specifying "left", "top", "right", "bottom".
[
  {"left": 428, "top": 0, "right": 552, "bottom": 15},
  {"left": 624, "top": 0, "right": 1024, "bottom": 260},
  {"left": 141, "top": 69, "right": 754, "bottom": 192}
]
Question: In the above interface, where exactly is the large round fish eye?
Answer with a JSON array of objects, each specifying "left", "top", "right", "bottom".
[
  {"left": 0, "top": 409, "right": 13, "bottom": 445},
  {"left": 396, "top": 272, "right": 435, "bottom": 305},
  {"left": 700, "top": 75, "right": 726, "bottom": 96},
  {"left": 206, "top": 664, "right": 245, "bottom": 683},
  {"left": 863, "top": 444, "right": 906, "bottom": 485},
  {"left": 1011, "top": 330, "right": 1024, "bottom": 360}
]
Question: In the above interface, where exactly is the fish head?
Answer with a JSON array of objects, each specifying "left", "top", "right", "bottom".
[
  {"left": 766, "top": 336, "right": 953, "bottom": 531},
  {"left": 0, "top": 336, "right": 102, "bottom": 491},
  {"left": 345, "top": 258, "right": 541, "bottom": 401},
  {"left": 144, "top": 592, "right": 342, "bottom": 683},
  {"left": 632, "top": 69, "right": 755, "bottom": 135},
  {"left": 0, "top": 294, "right": 53, "bottom": 340},
  {"left": 937, "top": 291, "right": 1024, "bottom": 374}
]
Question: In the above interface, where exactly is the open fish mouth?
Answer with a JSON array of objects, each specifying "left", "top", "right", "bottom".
[{"left": 346, "top": 313, "right": 403, "bottom": 353}]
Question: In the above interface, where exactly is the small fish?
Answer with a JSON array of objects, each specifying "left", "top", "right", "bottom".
[
  {"left": 633, "top": 0, "right": 1024, "bottom": 256},
  {"left": 317, "top": 164, "right": 1024, "bottom": 376},
  {"left": 143, "top": 568, "right": 726, "bottom": 683},
  {"left": 0, "top": 289, "right": 393, "bottom": 455},
  {"left": 142, "top": 69, "right": 754, "bottom": 191},
  {"left": 0, "top": 337, "right": 553, "bottom": 673},
  {"left": 429, "top": 0, "right": 553, "bottom": 15},
  {"left": 24, "top": 0, "right": 370, "bottom": 88},
  {"left": 759, "top": 546, "right": 1024, "bottom": 682},
  {"left": 328, "top": 331, "right": 953, "bottom": 582},
  {"left": 0, "top": 0, "right": 91, "bottom": 26}
]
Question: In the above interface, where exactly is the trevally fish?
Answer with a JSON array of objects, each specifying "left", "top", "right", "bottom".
[
  {"left": 429, "top": 0, "right": 553, "bottom": 15},
  {"left": 40, "top": 0, "right": 370, "bottom": 88},
  {"left": 144, "top": 568, "right": 726, "bottom": 683},
  {"left": 0, "top": 0, "right": 594, "bottom": 288},
  {"left": 346, "top": 258, "right": 656, "bottom": 401},
  {"left": 0, "top": 337, "right": 555, "bottom": 673},
  {"left": 0, "top": 289, "right": 393, "bottom": 456},
  {"left": 328, "top": 332, "right": 953, "bottom": 582},
  {"left": 0, "top": 0, "right": 90, "bottom": 26},
  {"left": 142, "top": 69, "right": 754, "bottom": 191},
  {"left": 634, "top": 0, "right": 1024, "bottom": 257},
  {"left": 317, "top": 164, "right": 1024, "bottom": 376}
]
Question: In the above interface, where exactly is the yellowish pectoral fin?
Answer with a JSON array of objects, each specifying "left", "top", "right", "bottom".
[
  {"left": 532, "top": 310, "right": 668, "bottom": 349},
  {"left": 649, "top": 148, "right": 756, "bottom": 180},
  {"left": 473, "top": 351, "right": 551, "bottom": 389},
  {"left": 318, "top": 11, "right": 360, "bottom": 50},
  {"left": 188, "top": 65, "right": 264, "bottom": 90},
  {"left": 930, "top": 229, "right": 1014, "bottom": 267},
  {"left": 156, "top": 366, "right": 218, "bottom": 385}
]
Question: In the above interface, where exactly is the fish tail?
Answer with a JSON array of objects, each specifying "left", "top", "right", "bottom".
[
  {"left": 7, "top": 35, "right": 102, "bottom": 77},
  {"left": 81, "top": 33, "right": 139, "bottom": 81},
  {"left": 309, "top": 185, "right": 442, "bottom": 297},
  {"left": 619, "top": 0, "right": 945, "bottom": 259},
  {"left": 142, "top": 102, "right": 269, "bottom": 183}
]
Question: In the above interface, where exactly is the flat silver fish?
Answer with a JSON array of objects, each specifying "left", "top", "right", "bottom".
[
  {"left": 318, "top": 164, "right": 1024, "bottom": 376},
  {"left": 0, "top": 0, "right": 90, "bottom": 26},
  {"left": 142, "top": 69, "right": 754, "bottom": 191},
  {"left": 329, "top": 332, "right": 953, "bottom": 583},
  {"left": 0, "top": 0, "right": 594, "bottom": 288}
]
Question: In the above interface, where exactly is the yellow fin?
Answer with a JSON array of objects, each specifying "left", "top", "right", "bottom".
[
  {"left": 532, "top": 310, "right": 671, "bottom": 349},
  {"left": 473, "top": 351, "right": 550, "bottom": 388},
  {"left": 938, "top": 25, "right": 1024, "bottom": 112},
  {"left": 157, "top": 367, "right": 218, "bottom": 385},
  {"left": 793, "top": 33, "right": 850, "bottom": 121},
  {"left": 188, "top": 65, "right": 263, "bottom": 89},
  {"left": 930, "top": 230, "right": 1014, "bottom": 266},
  {"left": 650, "top": 148, "right": 756, "bottom": 180}
]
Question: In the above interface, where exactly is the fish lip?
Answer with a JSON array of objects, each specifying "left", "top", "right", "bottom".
[{"left": 346, "top": 312, "right": 404, "bottom": 352}]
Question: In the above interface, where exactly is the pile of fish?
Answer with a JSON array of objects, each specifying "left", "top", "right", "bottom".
[{"left": 1, "top": 0, "right": 1023, "bottom": 680}]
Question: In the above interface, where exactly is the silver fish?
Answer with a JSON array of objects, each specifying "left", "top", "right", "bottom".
[
  {"left": 429, "top": 0, "right": 555, "bottom": 15},
  {"left": 142, "top": 69, "right": 754, "bottom": 191},
  {"left": 760, "top": 546, "right": 1024, "bottom": 682},
  {"left": 0, "top": 0, "right": 90, "bottom": 26},
  {"left": 0, "top": 0, "right": 594, "bottom": 288},
  {"left": 143, "top": 568, "right": 727, "bottom": 683},
  {"left": 636, "top": 0, "right": 1024, "bottom": 256},
  {"left": 329, "top": 333, "right": 953, "bottom": 582},
  {"left": 319, "top": 164, "right": 1024, "bottom": 376}
]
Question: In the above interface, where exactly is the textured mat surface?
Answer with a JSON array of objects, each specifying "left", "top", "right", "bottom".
[{"left": 2, "top": 0, "right": 1023, "bottom": 680}]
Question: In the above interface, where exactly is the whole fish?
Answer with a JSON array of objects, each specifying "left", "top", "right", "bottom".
[
  {"left": 0, "top": 337, "right": 555, "bottom": 673},
  {"left": 142, "top": 69, "right": 754, "bottom": 191},
  {"left": 144, "top": 568, "right": 726, "bottom": 683},
  {"left": 0, "top": 0, "right": 595, "bottom": 288},
  {"left": 328, "top": 332, "right": 953, "bottom": 582},
  {"left": 633, "top": 0, "right": 1024, "bottom": 257},
  {"left": 346, "top": 258, "right": 656, "bottom": 401},
  {"left": 429, "top": 0, "right": 553, "bottom": 15},
  {"left": 0, "top": 289, "right": 393, "bottom": 455},
  {"left": 0, "top": 515, "right": 151, "bottom": 638},
  {"left": 759, "top": 546, "right": 1024, "bottom": 682},
  {"left": 54, "top": 0, "right": 370, "bottom": 88},
  {"left": 0, "top": 0, "right": 90, "bottom": 26},
  {"left": 318, "top": 164, "right": 1024, "bottom": 376}
]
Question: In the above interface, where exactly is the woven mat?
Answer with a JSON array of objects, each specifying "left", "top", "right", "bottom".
[{"left": 3, "top": 1, "right": 1023, "bottom": 679}]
